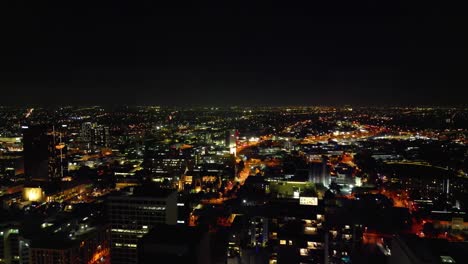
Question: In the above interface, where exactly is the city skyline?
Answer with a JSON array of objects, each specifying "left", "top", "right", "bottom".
[
  {"left": 1, "top": 106, "right": 467, "bottom": 264},
  {"left": 1, "top": 1, "right": 468, "bottom": 264}
]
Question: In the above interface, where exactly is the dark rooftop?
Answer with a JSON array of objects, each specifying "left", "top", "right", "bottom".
[
  {"left": 140, "top": 224, "right": 207, "bottom": 246},
  {"left": 396, "top": 235, "right": 468, "bottom": 264},
  {"left": 110, "top": 185, "right": 176, "bottom": 198}
]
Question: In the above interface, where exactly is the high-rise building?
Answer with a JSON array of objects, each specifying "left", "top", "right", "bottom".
[
  {"left": 93, "top": 125, "right": 110, "bottom": 148},
  {"left": 225, "top": 129, "right": 237, "bottom": 155},
  {"left": 270, "top": 200, "right": 326, "bottom": 264},
  {"left": 22, "top": 125, "right": 67, "bottom": 181},
  {"left": 80, "top": 123, "right": 110, "bottom": 148},
  {"left": 308, "top": 158, "right": 331, "bottom": 187},
  {"left": 0, "top": 224, "right": 20, "bottom": 264},
  {"left": 107, "top": 187, "right": 178, "bottom": 264},
  {"left": 80, "top": 122, "right": 94, "bottom": 143}
]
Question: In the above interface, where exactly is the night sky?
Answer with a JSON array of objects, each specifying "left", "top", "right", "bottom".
[{"left": 1, "top": 1, "right": 467, "bottom": 106}]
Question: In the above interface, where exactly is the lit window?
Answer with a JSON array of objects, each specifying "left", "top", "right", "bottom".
[
  {"left": 299, "top": 248, "right": 308, "bottom": 256},
  {"left": 271, "top": 232, "right": 277, "bottom": 239},
  {"left": 279, "top": 240, "right": 286, "bottom": 245},
  {"left": 305, "top": 226, "right": 317, "bottom": 234},
  {"left": 307, "top": 241, "right": 322, "bottom": 249}
]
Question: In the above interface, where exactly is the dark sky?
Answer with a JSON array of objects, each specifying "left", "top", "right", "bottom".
[{"left": 1, "top": 0, "right": 467, "bottom": 106}]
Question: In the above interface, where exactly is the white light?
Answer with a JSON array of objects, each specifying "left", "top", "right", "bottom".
[{"left": 293, "top": 191, "right": 300, "bottom": 199}]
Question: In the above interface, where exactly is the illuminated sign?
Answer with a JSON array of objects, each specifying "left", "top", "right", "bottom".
[{"left": 299, "top": 197, "right": 318, "bottom": 206}]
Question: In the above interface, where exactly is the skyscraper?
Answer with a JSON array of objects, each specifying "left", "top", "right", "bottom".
[
  {"left": 107, "top": 187, "right": 178, "bottom": 264},
  {"left": 93, "top": 125, "right": 110, "bottom": 147},
  {"left": 225, "top": 129, "right": 237, "bottom": 155},
  {"left": 80, "top": 123, "right": 110, "bottom": 149},
  {"left": 22, "top": 125, "right": 68, "bottom": 181},
  {"left": 80, "top": 122, "right": 94, "bottom": 143}
]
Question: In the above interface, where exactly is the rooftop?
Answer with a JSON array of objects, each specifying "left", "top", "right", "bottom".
[
  {"left": 396, "top": 235, "right": 468, "bottom": 264},
  {"left": 140, "top": 224, "right": 207, "bottom": 246},
  {"left": 109, "top": 185, "right": 177, "bottom": 199}
]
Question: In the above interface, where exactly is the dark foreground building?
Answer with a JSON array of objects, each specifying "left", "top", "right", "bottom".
[
  {"left": 390, "top": 235, "right": 468, "bottom": 264},
  {"left": 138, "top": 225, "right": 210, "bottom": 264},
  {"left": 107, "top": 187, "right": 178, "bottom": 264}
]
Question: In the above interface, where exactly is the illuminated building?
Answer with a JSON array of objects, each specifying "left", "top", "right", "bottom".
[
  {"left": 107, "top": 187, "right": 177, "bottom": 264},
  {"left": 0, "top": 224, "right": 20, "bottom": 264},
  {"left": 0, "top": 155, "right": 21, "bottom": 181},
  {"left": 0, "top": 137, "right": 22, "bottom": 153},
  {"left": 308, "top": 158, "right": 331, "bottom": 187},
  {"left": 22, "top": 182, "right": 89, "bottom": 203},
  {"left": 80, "top": 122, "right": 94, "bottom": 144},
  {"left": 93, "top": 125, "right": 110, "bottom": 148},
  {"left": 225, "top": 129, "right": 237, "bottom": 155},
  {"left": 143, "top": 156, "right": 189, "bottom": 184},
  {"left": 29, "top": 227, "right": 110, "bottom": 264},
  {"left": 333, "top": 163, "right": 355, "bottom": 185},
  {"left": 268, "top": 199, "right": 326, "bottom": 264},
  {"left": 80, "top": 123, "right": 110, "bottom": 149},
  {"left": 18, "top": 238, "right": 30, "bottom": 264},
  {"left": 22, "top": 125, "right": 68, "bottom": 181},
  {"left": 22, "top": 186, "right": 45, "bottom": 202},
  {"left": 268, "top": 180, "right": 316, "bottom": 199},
  {"left": 247, "top": 216, "right": 268, "bottom": 248}
]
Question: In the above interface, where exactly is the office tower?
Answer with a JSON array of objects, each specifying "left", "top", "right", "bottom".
[
  {"left": 80, "top": 122, "right": 94, "bottom": 143},
  {"left": 93, "top": 125, "right": 110, "bottom": 147},
  {"left": 80, "top": 123, "right": 110, "bottom": 148},
  {"left": 107, "top": 187, "right": 178, "bottom": 264},
  {"left": 225, "top": 129, "right": 237, "bottom": 155},
  {"left": 308, "top": 157, "right": 331, "bottom": 187},
  {"left": 243, "top": 216, "right": 269, "bottom": 248},
  {"left": 18, "top": 238, "right": 30, "bottom": 264},
  {"left": 0, "top": 224, "right": 20, "bottom": 264},
  {"left": 22, "top": 125, "right": 67, "bottom": 181},
  {"left": 272, "top": 200, "right": 326, "bottom": 264}
]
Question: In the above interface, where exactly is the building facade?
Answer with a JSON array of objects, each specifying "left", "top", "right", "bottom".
[{"left": 107, "top": 188, "right": 177, "bottom": 264}]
